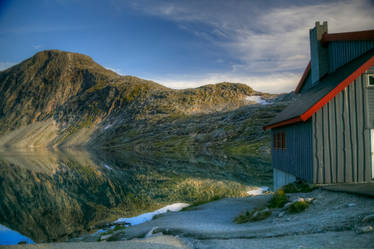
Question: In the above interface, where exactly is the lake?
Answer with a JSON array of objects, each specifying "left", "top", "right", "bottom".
[{"left": 0, "top": 149, "right": 271, "bottom": 244}]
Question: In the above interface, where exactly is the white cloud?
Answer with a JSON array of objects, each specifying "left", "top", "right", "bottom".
[
  {"left": 125, "top": 0, "right": 374, "bottom": 93},
  {"left": 33, "top": 44, "right": 42, "bottom": 50},
  {"left": 151, "top": 72, "right": 299, "bottom": 94},
  {"left": 0, "top": 62, "right": 15, "bottom": 71},
  {"left": 104, "top": 66, "right": 124, "bottom": 75}
]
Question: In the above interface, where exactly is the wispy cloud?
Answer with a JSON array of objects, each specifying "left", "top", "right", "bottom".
[
  {"left": 33, "top": 44, "right": 42, "bottom": 50},
  {"left": 105, "top": 66, "right": 125, "bottom": 75},
  {"left": 124, "top": 0, "right": 374, "bottom": 92},
  {"left": 0, "top": 62, "right": 15, "bottom": 71},
  {"left": 151, "top": 72, "right": 299, "bottom": 94},
  {"left": 0, "top": 24, "right": 91, "bottom": 35}
]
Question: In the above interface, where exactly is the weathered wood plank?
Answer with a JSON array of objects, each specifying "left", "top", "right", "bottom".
[{"left": 344, "top": 87, "right": 353, "bottom": 183}]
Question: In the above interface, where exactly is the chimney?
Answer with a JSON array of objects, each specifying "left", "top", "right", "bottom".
[{"left": 310, "top": 21, "right": 329, "bottom": 84}]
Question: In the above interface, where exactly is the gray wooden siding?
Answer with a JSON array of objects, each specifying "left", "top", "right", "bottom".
[
  {"left": 272, "top": 121, "right": 313, "bottom": 182},
  {"left": 366, "top": 66, "right": 374, "bottom": 128},
  {"left": 312, "top": 69, "right": 373, "bottom": 183},
  {"left": 328, "top": 41, "right": 374, "bottom": 73}
]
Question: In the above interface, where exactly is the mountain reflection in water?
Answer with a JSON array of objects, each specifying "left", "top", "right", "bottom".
[{"left": 0, "top": 149, "right": 271, "bottom": 243}]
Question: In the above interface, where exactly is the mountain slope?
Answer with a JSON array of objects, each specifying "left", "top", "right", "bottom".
[{"left": 0, "top": 50, "right": 291, "bottom": 149}]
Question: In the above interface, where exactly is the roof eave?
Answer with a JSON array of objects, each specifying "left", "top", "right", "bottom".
[
  {"left": 264, "top": 54, "right": 374, "bottom": 130},
  {"left": 263, "top": 117, "right": 303, "bottom": 130}
]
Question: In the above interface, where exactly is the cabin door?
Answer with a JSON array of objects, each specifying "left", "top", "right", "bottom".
[{"left": 372, "top": 130, "right": 374, "bottom": 179}]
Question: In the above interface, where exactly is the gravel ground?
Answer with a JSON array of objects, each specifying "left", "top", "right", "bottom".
[
  {"left": 115, "top": 188, "right": 374, "bottom": 248},
  {"left": 0, "top": 235, "right": 188, "bottom": 249},
  {"left": 3, "top": 189, "right": 374, "bottom": 249}
]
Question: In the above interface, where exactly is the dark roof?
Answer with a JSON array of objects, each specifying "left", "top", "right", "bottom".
[
  {"left": 321, "top": 29, "right": 374, "bottom": 46},
  {"left": 295, "top": 29, "right": 374, "bottom": 95},
  {"left": 264, "top": 48, "right": 374, "bottom": 130}
]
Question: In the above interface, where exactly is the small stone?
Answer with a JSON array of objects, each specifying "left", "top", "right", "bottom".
[
  {"left": 305, "top": 197, "right": 314, "bottom": 203},
  {"left": 347, "top": 203, "right": 356, "bottom": 207},
  {"left": 362, "top": 214, "right": 374, "bottom": 223},
  {"left": 100, "top": 234, "right": 112, "bottom": 240},
  {"left": 278, "top": 211, "right": 285, "bottom": 218},
  {"left": 295, "top": 197, "right": 305, "bottom": 202},
  {"left": 356, "top": 226, "right": 373, "bottom": 234},
  {"left": 284, "top": 202, "right": 293, "bottom": 209}
]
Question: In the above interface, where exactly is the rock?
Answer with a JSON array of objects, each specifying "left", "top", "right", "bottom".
[
  {"left": 278, "top": 211, "right": 285, "bottom": 218},
  {"left": 356, "top": 225, "right": 373, "bottom": 234},
  {"left": 100, "top": 234, "right": 112, "bottom": 240},
  {"left": 145, "top": 227, "right": 158, "bottom": 238},
  {"left": 283, "top": 202, "right": 292, "bottom": 209},
  {"left": 262, "top": 208, "right": 270, "bottom": 213},
  {"left": 295, "top": 197, "right": 305, "bottom": 202},
  {"left": 362, "top": 214, "right": 374, "bottom": 223},
  {"left": 304, "top": 198, "right": 314, "bottom": 203}
]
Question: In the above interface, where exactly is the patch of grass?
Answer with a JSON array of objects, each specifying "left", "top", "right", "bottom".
[
  {"left": 234, "top": 207, "right": 272, "bottom": 224},
  {"left": 268, "top": 189, "right": 288, "bottom": 208},
  {"left": 100, "top": 224, "right": 125, "bottom": 236},
  {"left": 282, "top": 181, "right": 316, "bottom": 193},
  {"left": 287, "top": 200, "right": 309, "bottom": 213}
]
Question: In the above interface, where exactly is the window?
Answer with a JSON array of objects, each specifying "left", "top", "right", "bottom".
[
  {"left": 368, "top": 74, "right": 374, "bottom": 87},
  {"left": 273, "top": 132, "right": 286, "bottom": 150}
]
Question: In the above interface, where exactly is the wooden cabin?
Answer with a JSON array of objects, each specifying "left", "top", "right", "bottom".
[{"left": 264, "top": 21, "right": 374, "bottom": 190}]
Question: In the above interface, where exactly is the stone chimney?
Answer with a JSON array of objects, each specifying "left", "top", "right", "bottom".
[{"left": 310, "top": 21, "right": 329, "bottom": 84}]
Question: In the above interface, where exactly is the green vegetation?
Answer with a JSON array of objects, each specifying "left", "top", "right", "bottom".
[
  {"left": 182, "top": 195, "right": 222, "bottom": 211},
  {"left": 268, "top": 189, "right": 288, "bottom": 208},
  {"left": 234, "top": 207, "right": 272, "bottom": 224},
  {"left": 282, "top": 181, "right": 316, "bottom": 193},
  {"left": 287, "top": 200, "right": 310, "bottom": 213},
  {"left": 100, "top": 224, "right": 125, "bottom": 237}
]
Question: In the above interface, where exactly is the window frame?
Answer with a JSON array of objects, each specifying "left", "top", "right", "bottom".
[
  {"left": 273, "top": 132, "right": 286, "bottom": 150},
  {"left": 367, "top": 73, "right": 374, "bottom": 87}
]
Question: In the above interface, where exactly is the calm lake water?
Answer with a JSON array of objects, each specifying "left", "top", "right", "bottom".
[{"left": 0, "top": 149, "right": 271, "bottom": 244}]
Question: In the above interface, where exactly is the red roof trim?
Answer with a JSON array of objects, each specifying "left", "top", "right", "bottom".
[
  {"left": 265, "top": 55, "right": 374, "bottom": 130},
  {"left": 300, "top": 55, "right": 374, "bottom": 121},
  {"left": 321, "top": 29, "right": 374, "bottom": 46},
  {"left": 263, "top": 117, "right": 302, "bottom": 130},
  {"left": 295, "top": 61, "right": 311, "bottom": 93}
]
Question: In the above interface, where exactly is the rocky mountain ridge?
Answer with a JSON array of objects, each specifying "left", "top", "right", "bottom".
[{"left": 0, "top": 50, "right": 293, "bottom": 150}]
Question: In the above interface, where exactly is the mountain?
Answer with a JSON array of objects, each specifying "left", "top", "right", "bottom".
[{"left": 0, "top": 50, "right": 293, "bottom": 150}]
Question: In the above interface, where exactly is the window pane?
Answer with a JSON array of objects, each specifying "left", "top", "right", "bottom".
[
  {"left": 281, "top": 132, "right": 286, "bottom": 149},
  {"left": 369, "top": 75, "right": 374, "bottom": 86}
]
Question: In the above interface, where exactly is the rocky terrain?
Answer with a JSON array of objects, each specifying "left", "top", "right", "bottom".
[
  {"left": 0, "top": 50, "right": 297, "bottom": 245},
  {"left": 0, "top": 50, "right": 294, "bottom": 153},
  {"left": 4, "top": 188, "right": 373, "bottom": 249}
]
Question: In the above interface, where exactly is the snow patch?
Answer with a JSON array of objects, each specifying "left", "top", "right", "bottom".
[
  {"left": 114, "top": 203, "right": 190, "bottom": 226},
  {"left": 245, "top": 96, "right": 269, "bottom": 105},
  {"left": 247, "top": 186, "right": 269, "bottom": 196}
]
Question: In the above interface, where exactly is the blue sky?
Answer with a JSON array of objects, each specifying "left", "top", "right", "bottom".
[{"left": 0, "top": 0, "right": 373, "bottom": 93}]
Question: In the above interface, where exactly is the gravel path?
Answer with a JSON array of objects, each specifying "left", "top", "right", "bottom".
[
  {"left": 3, "top": 189, "right": 374, "bottom": 249},
  {"left": 117, "top": 189, "right": 374, "bottom": 248},
  {"left": 0, "top": 235, "right": 188, "bottom": 249}
]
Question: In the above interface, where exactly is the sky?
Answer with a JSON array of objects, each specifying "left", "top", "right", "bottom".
[{"left": 0, "top": 0, "right": 373, "bottom": 93}]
